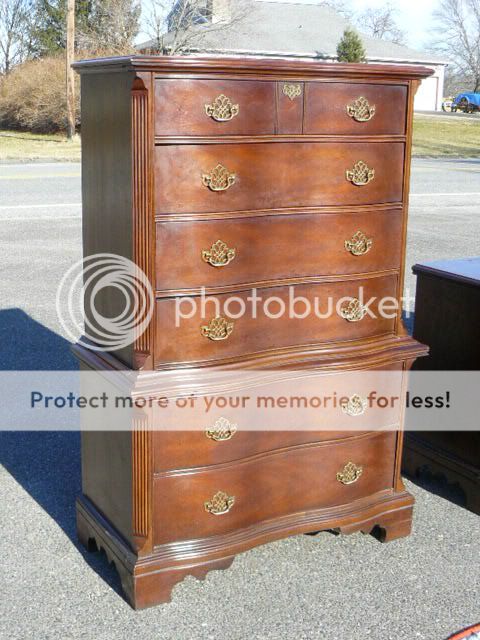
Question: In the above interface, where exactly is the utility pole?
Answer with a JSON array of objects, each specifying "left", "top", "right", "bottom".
[{"left": 66, "top": 0, "right": 75, "bottom": 139}]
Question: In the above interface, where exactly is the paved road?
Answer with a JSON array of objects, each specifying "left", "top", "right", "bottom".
[{"left": 1, "top": 160, "right": 480, "bottom": 640}]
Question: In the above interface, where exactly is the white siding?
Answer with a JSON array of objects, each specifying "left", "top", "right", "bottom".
[{"left": 414, "top": 65, "right": 445, "bottom": 111}]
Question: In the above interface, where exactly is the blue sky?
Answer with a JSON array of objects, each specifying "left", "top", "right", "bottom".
[{"left": 138, "top": 0, "right": 439, "bottom": 50}]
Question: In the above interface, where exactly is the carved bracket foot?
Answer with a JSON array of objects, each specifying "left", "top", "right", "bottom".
[{"left": 359, "top": 506, "right": 413, "bottom": 543}]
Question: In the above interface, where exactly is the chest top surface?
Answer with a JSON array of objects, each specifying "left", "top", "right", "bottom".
[{"left": 73, "top": 54, "right": 433, "bottom": 80}]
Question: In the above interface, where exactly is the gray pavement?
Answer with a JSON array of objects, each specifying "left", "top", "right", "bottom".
[{"left": 1, "top": 159, "right": 480, "bottom": 640}]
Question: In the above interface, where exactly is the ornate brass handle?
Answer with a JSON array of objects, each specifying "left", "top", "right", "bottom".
[
  {"left": 283, "top": 83, "right": 302, "bottom": 100},
  {"left": 337, "top": 462, "right": 363, "bottom": 485},
  {"left": 205, "top": 94, "right": 240, "bottom": 122},
  {"left": 204, "top": 490, "right": 235, "bottom": 515},
  {"left": 202, "top": 240, "right": 236, "bottom": 267},
  {"left": 347, "top": 96, "right": 376, "bottom": 122},
  {"left": 201, "top": 316, "right": 234, "bottom": 341},
  {"left": 345, "top": 231, "right": 373, "bottom": 256},
  {"left": 206, "top": 417, "right": 237, "bottom": 442},
  {"left": 341, "top": 394, "right": 367, "bottom": 417},
  {"left": 202, "top": 164, "right": 236, "bottom": 192},
  {"left": 339, "top": 298, "right": 367, "bottom": 322},
  {"left": 346, "top": 160, "right": 375, "bottom": 186}
]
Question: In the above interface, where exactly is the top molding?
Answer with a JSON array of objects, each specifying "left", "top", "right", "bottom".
[{"left": 72, "top": 54, "right": 434, "bottom": 80}]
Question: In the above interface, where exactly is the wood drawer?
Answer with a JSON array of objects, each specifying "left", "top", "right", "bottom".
[
  {"left": 155, "top": 142, "right": 404, "bottom": 214},
  {"left": 153, "top": 363, "right": 403, "bottom": 471},
  {"left": 153, "top": 432, "right": 397, "bottom": 544},
  {"left": 304, "top": 83, "right": 407, "bottom": 135},
  {"left": 155, "top": 79, "right": 276, "bottom": 136},
  {"left": 154, "top": 275, "right": 398, "bottom": 365},
  {"left": 155, "top": 209, "right": 403, "bottom": 292}
]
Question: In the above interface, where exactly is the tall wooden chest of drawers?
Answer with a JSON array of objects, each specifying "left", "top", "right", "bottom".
[{"left": 73, "top": 56, "right": 432, "bottom": 609}]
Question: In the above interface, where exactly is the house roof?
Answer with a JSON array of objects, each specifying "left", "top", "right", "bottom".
[{"left": 138, "top": 0, "right": 447, "bottom": 65}]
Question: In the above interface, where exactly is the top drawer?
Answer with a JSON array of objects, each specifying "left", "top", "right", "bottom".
[
  {"left": 304, "top": 83, "right": 408, "bottom": 135},
  {"left": 155, "top": 79, "right": 276, "bottom": 136},
  {"left": 154, "top": 79, "right": 408, "bottom": 137}
]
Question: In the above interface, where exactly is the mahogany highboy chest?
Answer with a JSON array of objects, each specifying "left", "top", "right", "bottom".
[{"left": 73, "top": 56, "right": 432, "bottom": 608}]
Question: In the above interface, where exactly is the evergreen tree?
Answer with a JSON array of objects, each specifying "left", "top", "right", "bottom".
[
  {"left": 29, "top": 0, "right": 92, "bottom": 56},
  {"left": 336, "top": 28, "right": 366, "bottom": 63}
]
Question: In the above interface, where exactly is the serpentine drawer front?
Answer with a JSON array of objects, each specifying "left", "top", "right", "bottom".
[
  {"left": 155, "top": 275, "right": 398, "bottom": 366},
  {"left": 155, "top": 142, "right": 405, "bottom": 213},
  {"left": 154, "top": 79, "right": 407, "bottom": 136},
  {"left": 153, "top": 362, "right": 403, "bottom": 471},
  {"left": 74, "top": 55, "right": 433, "bottom": 609},
  {"left": 155, "top": 209, "right": 403, "bottom": 292},
  {"left": 152, "top": 432, "right": 397, "bottom": 545}
]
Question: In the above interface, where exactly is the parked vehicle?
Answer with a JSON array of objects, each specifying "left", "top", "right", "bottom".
[{"left": 451, "top": 92, "right": 480, "bottom": 113}]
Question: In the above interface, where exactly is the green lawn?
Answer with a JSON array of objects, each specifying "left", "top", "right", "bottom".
[
  {"left": 0, "top": 130, "right": 81, "bottom": 162},
  {"left": 412, "top": 114, "right": 480, "bottom": 157}
]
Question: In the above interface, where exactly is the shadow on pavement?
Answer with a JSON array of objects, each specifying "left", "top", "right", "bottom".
[{"left": 0, "top": 308, "right": 122, "bottom": 597}]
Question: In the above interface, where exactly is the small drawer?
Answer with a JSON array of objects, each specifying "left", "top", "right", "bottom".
[
  {"left": 153, "top": 432, "right": 397, "bottom": 544},
  {"left": 155, "top": 79, "right": 276, "bottom": 136},
  {"left": 154, "top": 275, "right": 398, "bottom": 366},
  {"left": 155, "top": 142, "right": 405, "bottom": 214},
  {"left": 155, "top": 209, "right": 403, "bottom": 292},
  {"left": 304, "top": 82, "right": 408, "bottom": 135}
]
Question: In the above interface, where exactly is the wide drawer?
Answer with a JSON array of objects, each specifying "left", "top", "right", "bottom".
[
  {"left": 304, "top": 82, "right": 407, "bottom": 135},
  {"left": 155, "top": 142, "right": 405, "bottom": 214},
  {"left": 153, "top": 363, "right": 403, "bottom": 471},
  {"left": 154, "top": 275, "right": 398, "bottom": 365},
  {"left": 155, "top": 79, "right": 276, "bottom": 136},
  {"left": 155, "top": 209, "right": 403, "bottom": 292},
  {"left": 153, "top": 432, "right": 397, "bottom": 544}
]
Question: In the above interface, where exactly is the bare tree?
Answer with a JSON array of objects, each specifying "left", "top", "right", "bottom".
[
  {"left": 0, "top": 0, "right": 32, "bottom": 74},
  {"left": 77, "top": 0, "right": 141, "bottom": 54},
  {"left": 355, "top": 3, "right": 406, "bottom": 45},
  {"left": 319, "top": 0, "right": 353, "bottom": 20},
  {"left": 432, "top": 0, "right": 480, "bottom": 92},
  {"left": 144, "top": 0, "right": 248, "bottom": 56}
]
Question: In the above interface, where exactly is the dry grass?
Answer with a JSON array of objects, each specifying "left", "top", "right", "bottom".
[
  {"left": 0, "top": 130, "right": 81, "bottom": 162},
  {"left": 0, "top": 57, "right": 80, "bottom": 133},
  {"left": 413, "top": 114, "right": 480, "bottom": 157}
]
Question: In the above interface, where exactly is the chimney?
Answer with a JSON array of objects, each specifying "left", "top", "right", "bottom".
[{"left": 210, "top": 0, "right": 232, "bottom": 23}]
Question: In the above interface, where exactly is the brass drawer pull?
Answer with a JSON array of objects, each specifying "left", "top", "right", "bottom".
[
  {"left": 201, "top": 316, "right": 234, "bottom": 341},
  {"left": 339, "top": 298, "right": 367, "bottom": 322},
  {"left": 283, "top": 83, "right": 302, "bottom": 100},
  {"left": 206, "top": 417, "right": 237, "bottom": 442},
  {"left": 202, "top": 240, "right": 236, "bottom": 267},
  {"left": 346, "top": 160, "right": 375, "bottom": 186},
  {"left": 337, "top": 462, "right": 363, "bottom": 485},
  {"left": 341, "top": 394, "right": 367, "bottom": 417},
  {"left": 347, "top": 96, "right": 376, "bottom": 122},
  {"left": 202, "top": 163, "right": 236, "bottom": 191},
  {"left": 205, "top": 94, "right": 240, "bottom": 122},
  {"left": 345, "top": 231, "right": 373, "bottom": 256},
  {"left": 204, "top": 490, "right": 235, "bottom": 515}
]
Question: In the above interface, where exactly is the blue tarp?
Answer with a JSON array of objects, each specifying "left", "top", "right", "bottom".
[{"left": 453, "top": 93, "right": 480, "bottom": 106}]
